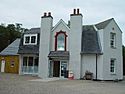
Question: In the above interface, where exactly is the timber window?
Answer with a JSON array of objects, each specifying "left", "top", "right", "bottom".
[
  {"left": 110, "top": 33, "right": 116, "bottom": 48},
  {"left": 22, "top": 56, "right": 39, "bottom": 74},
  {"left": 24, "top": 34, "right": 37, "bottom": 45},
  {"left": 110, "top": 58, "right": 116, "bottom": 73},
  {"left": 55, "top": 31, "right": 67, "bottom": 51}
]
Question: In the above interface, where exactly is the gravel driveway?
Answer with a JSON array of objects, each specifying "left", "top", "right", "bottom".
[{"left": 0, "top": 73, "right": 125, "bottom": 94}]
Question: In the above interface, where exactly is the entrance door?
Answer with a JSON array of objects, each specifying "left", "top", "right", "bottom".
[{"left": 53, "top": 61, "right": 60, "bottom": 77}]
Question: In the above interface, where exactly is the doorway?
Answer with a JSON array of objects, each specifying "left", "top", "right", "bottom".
[
  {"left": 49, "top": 60, "right": 68, "bottom": 78},
  {"left": 53, "top": 61, "right": 60, "bottom": 77}
]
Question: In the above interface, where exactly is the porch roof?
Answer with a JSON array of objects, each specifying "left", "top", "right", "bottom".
[{"left": 48, "top": 51, "right": 69, "bottom": 60}]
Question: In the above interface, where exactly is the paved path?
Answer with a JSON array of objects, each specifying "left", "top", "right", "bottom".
[{"left": 0, "top": 73, "right": 125, "bottom": 94}]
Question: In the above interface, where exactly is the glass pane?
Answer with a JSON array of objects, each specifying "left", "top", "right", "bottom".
[
  {"left": 28, "top": 57, "right": 33, "bottom": 66},
  {"left": 110, "top": 40, "right": 114, "bottom": 46},
  {"left": 34, "top": 57, "right": 38, "bottom": 73},
  {"left": 34, "top": 57, "right": 38, "bottom": 66},
  {"left": 31, "top": 36, "right": 36, "bottom": 43},
  {"left": 28, "top": 57, "right": 33, "bottom": 73},
  {"left": 23, "top": 57, "right": 27, "bottom": 66},
  {"left": 25, "top": 36, "right": 30, "bottom": 43},
  {"left": 57, "top": 34, "right": 65, "bottom": 51},
  {"left": 110, "top": 59, "right": 115, "bottom": 72},
  {"left": 22, "top": 57, "right": 28, "bottom": 72},
  {"left": 61, "top": 61, "right": 67, "bottom": 76}
]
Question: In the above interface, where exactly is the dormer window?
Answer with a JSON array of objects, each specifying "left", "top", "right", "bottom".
[
  {"left": 24, "top": 34, "right": 37, "bottom": 45},
  {"left": 55, "top": 31, "right": 67, "bottom": 51}
]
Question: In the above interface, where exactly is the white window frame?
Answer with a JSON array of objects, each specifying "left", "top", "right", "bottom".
[
  {"left": 110, "top": 33, "right": 116, "bottom": 48},
  {"left": 23, "top": 34, "right": 37, "bottom": 45},
  {"left": 110, "top": 58, "right": 116, "bottom": 74}
]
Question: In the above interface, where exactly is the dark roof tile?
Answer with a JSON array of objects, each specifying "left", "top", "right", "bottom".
[
  {"left": 24, "top": 28, "right": 40, "bottom": 34},
  {"left": 0, "top": 39, "right": 20, "bottom": 55},
  {"left": 95, "top": 18, "right": 113, "bottom": 30},
  {"left": 18, "top": 28, "right": 40, "bottom": 54},
  {"left": 81, "top": 25, "right": 102, "bottom": 54}
]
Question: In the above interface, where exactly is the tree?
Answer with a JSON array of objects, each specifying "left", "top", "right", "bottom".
[{"left": 0, "top": 24, "right": 22, "bottom": 52}]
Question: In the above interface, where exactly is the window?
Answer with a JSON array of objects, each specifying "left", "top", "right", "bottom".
[
  {"left": 55, "top": 31, "right": 67, "bottom": 51},
  {"left": 25, "top": 36, "right": 30, "bottom": 43},
  {"left": 31, "top": 36, "right": 36, "bottom": 43},
  {"left": 57, "top": 33, "right": 65, "bottom": 51},
  {"left": 10, "top": 60, "right": 15, "bottom": 67},
  {"left": 22, "top": 56, "right": 39, "bottom": 74},
  {"left": 24, "top": 34, "right": 37, "bottom": 45},
  {"left": 110, "top": 33, "right": 116, "bottom": 48},
  {"left": 110, "top": 59, "right": 116, "bottom": 73}
]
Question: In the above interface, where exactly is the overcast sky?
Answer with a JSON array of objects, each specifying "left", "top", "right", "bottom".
[{"left": 0, "top": 0, "right": 125, "bottom": 45}]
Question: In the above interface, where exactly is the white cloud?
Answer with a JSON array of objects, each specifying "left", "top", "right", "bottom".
[{"left": 0, "top": 0, "right": 125, "bottom": 45}]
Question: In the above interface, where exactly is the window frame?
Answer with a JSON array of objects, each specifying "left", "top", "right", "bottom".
[
  {"left": 23, "top": 34, "right": 37, "bottom": 45},
  {"left": 55, "top": 31, "right": 67, "bottom": 51},
  {"left": 110, "top": 32, "right": 116, "bottom": 48},
  {"left": 110, "top": 58, "right": 116, "bottom": 74}
]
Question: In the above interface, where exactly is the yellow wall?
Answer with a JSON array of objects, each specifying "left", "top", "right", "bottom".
[{"left": 0, "top": 55, "right": 19, "bottom": 74}]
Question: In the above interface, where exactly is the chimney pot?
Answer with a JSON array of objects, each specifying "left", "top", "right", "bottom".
[
  {"left": 44, "top": 12, "right": 47, "bottom": 17},
  {"left": 73, "top": 9, "right": 76, "bottom": 14},
  {"left": 48, "top": 12, "right": 51, "bottom": 16},
  {"left": 77, "top": 8, "right": 79, "bottom": 14}
]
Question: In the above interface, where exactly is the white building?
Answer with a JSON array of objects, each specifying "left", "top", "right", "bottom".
[{"left": 18, "top": 9, "right": 123, "bottom": 80}]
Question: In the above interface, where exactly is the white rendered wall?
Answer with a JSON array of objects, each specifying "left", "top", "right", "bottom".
[
  {"left": 81, "top": 54, "right": 104, "bottom": 80},
  {"left": 82, "top": 55, "right": 96, "bottom": 79},
  {"left": 39, "top": 16, "right": 53, "bottom": 78},
  {"left": 96, "top": 30, "right": 104, "bottom": 80},
  {"left": 102, "top": 20, "right": 123, "bottom": 80},
  {"left": 97, "top": 55, "right": 104, "bottom": 80},
  {"left": 69, "top": 14, "right": 83, "bottom": 79}
]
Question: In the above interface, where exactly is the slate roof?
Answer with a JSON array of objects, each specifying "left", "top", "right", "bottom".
[
  {"left": 48, "top": 51, "right": 69, "bottom": 57},
  {"left": 95, "top": 18, "right": 113, "bottom": 30},
  {"left": 81, "top": 25, "right": 102, "bottom": 54},
  {"left": 0, "top": 38, "right": 20, "bottom": 55},
  {"left": 18, "top": 28, "right": 40, "bottom": 54},
  {"left": 48, "top": 51, "right": 69, "bottom": 59},
  {"left": 18, "top": 18, "right": 113, "bottom": 55},
  {"left": 24, "top": 28, "right": 40, "bottom": 34}
]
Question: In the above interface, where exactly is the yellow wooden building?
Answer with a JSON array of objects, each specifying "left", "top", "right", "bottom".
[{"left": 0, "top": 39, "right": 20, "bottom": 74}]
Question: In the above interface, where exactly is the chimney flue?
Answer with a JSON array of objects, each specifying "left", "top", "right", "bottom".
[
  {"left": 77, "top": 8, "right": 79, "bottom": 14},
  {"left": 73, "top": 9, "right": 76, "bottom": 14},
  {"left": 44, "top": 12, "right": 47, "bottom": 17},
  {"left": 48, "top": 12, "right": 51, "bottom": 16}
]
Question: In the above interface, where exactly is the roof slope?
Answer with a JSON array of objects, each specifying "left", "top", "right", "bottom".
[
  {"left": 81, "top": 25, "right": 102, "bottom": 54},
  {"left": 24, "top": 28, "right": 40, "bottom": 34},
  {"left": 48, "top": 51, "right": 69, "bottom": 60},
  {"left": 95, "top": 18, "right": 113, "bottom": 30},
  {"left": 0, "top": 38, "right": 20, "bottom": 55},
  {"left": 51, "top": 19, "right": 70, "bottom": 31}
]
